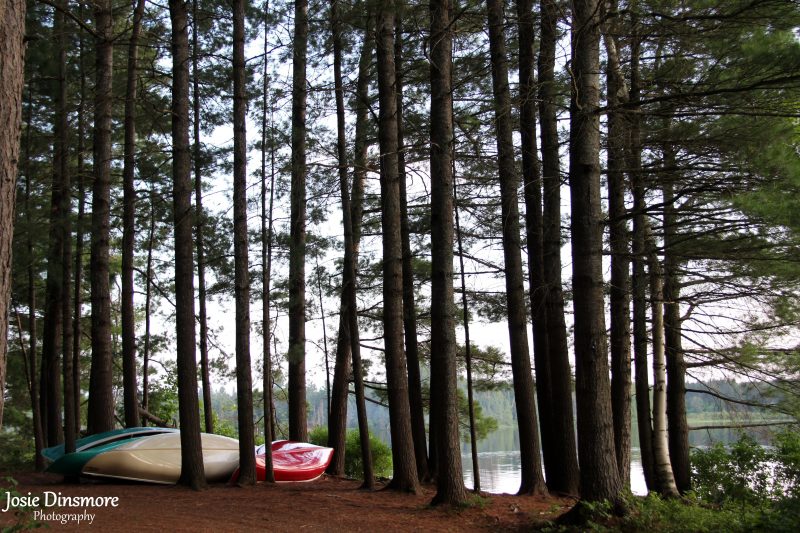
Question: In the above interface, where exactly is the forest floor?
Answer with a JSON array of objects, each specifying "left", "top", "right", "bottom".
[{"left": 0, "top": 471, "right": 576, "bottom": 532}]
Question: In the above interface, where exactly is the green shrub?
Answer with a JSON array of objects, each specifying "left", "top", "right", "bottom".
[
  {"left": 691, "top": 433, "right": 771, "bottom": 506},
  {"left": 308, "top": 426, "right": 393, "bottom": 478},
  {"left": 0, "top": 430, "right": 34, "bottom": 471},
  {"left": 773, "top": 430, "right": 800, "bottom": 499},
  {"left": 619, "top": 492, "right": 758, "bottom": 533},
  {"left": 689, "top": 430, "right": 800, "bottom": 532}
]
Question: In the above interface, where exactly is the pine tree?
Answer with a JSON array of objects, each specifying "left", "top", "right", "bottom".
[
  {"left": 288, "top": 0, "right": 310, "bottom": 442},
  {"left": 538, "top": 0, "right": 579, "bottom": 496},
  {"left": 487, "top": 0, "right": 546, "bottom": 496},
  {"left": 170, "top": 0, "right": 207, "bottom": 490},
  {"left": 329, "top": 0, "right": 374, "bottom": 488},
  {"left": 0, "top": 0, "right": 27, "bottom": 432},
  {"left": 375, "top": 2, "right": 420, "bottom": 493},
  {"left": 88, "top": 0, "right": 116, "bottom": 435},
  {"left": 121, "top": 0, "right": 147, "bottom": 429},
  {"left": 429, "top": 0, "right": 467, "bottom": 505},
  {"left": 568, "top": 0, "right": 621, "bottom": 503}
]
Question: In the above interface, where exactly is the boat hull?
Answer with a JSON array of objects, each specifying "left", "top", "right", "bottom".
[
  {"left": 232, "top": 441, "right": 334, "bottom": 483},
  {"left": 82, "top": 432, "right": 240, "bottom": 484},
  {"left": 44, "top": 428, "right": 179, "bottom": 476},
  {"left": 43, "top": 427, "right": 178, "bottom": 464}
]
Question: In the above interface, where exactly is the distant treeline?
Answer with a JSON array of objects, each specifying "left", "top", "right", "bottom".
[{"left": 205, "top": 378, "right": 782, "bottom": 443}]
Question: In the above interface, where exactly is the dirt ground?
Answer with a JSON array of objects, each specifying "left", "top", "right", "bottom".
[{"left": 0, "top": 472, "right": 575, "bottom": 532}]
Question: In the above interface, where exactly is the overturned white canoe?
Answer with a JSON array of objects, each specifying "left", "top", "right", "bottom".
[{"left": 82, "top": 432, "right": 240, "bottom": 484}]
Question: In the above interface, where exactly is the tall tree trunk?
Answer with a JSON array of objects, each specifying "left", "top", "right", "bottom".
[
  {"left": 42, "top": 1, "right": 71, "bottom": 447},
  {"left": 170, "top": 0, "right": 207, "bottom": 490},
  {"left": 329, "top": 0, "right": 375, "bottom": 487},
  {"left": 327, "top": 22, "right": 372, "bottom": 477},
  {"left": 88, "top": 0, "right": 116, "bottom": 435},
  {"left": 602, "top": 1, "right": 631, "bottom": 488},
  {"left": 517, "top": 0, "right": 552, "bottom": 489},
  {"left": 260, "top": 0, "right": 275, "bottom": 483},
  {"left": 142, "top": 192, "right": 155, "bottom": 415},
  {"left": 62, "top": 236, "right": 74, "bottom": 455},
  {"left": 0, "top": 0, "right": 26, "bottom": 428},
  {"left": 487, "top": 0, "right": 547, "bottom": 494},
  {"left": 487, "top": 0, "right": 547, "bottom": 496},
  {"left": 647, "top": 233, "right": 679, "bottom": 498},
  {"left": 538, "top": 0, "right": 579, "bottom": 496},
  {"left": 327, "top": 315, "right": 350, "bottom": 478},
  {"left": 629, "top": 27, "right": 655, "bottom": 492},
  {"left": 454, "top": 175, "right": 479, "bottom": 493},
  {"left": 72, "top": 13, "right": 88, "bottom": 433},
  {"left": 288, "top": 0, "right": 309, "bottom": 442},
  {"left": 192, "top": 0, "right": 214, "bottom": 435},
  {"left": 395, "top": 13, "right": 429, "bottom": 482},
  {"left": 60, "top": 0, "right": 75, "bottom": 455},
  {"left": 232, "top": 0, "right": 256, "bottom": 485},
  {"left": 349, "top": 102, "right": 373, "bottom": 487},
  {"left": 72, "top": 183, "right": 84, "bottom": 437},
  {"left": 375, "top": 4, "right": 420, "bottom": 493},
  {"left": 429, "top": 0, "right": 467, "bottom": 505},
  {"left": 22, "top": 93, "right": 44, "bottom": 467},
  {"left": 663, "top": 180, "right": 690, "bottom": 494},
  {"left": 568, "top": 0, "right": 622, "bottom": 503},
  {"left": 121, "top": 0, "right": 147, "bottom": 429}
]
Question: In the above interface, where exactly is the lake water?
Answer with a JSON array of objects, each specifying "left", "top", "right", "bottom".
[
  {"left": 458, "top": 420, "right": 777, "bottom": 495},
  {"left": 460, "top": 448, "right": 648, "bottom": 495},
  {"left": 459, "top": 426, "right": 649, "bottom": 495}
]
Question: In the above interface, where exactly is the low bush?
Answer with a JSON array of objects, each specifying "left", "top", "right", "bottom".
[{"left": 308, "top": 426, "right": 393, "bottom": 479}]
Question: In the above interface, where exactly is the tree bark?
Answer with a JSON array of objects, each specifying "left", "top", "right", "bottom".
[
  {"left": 288, "top": 0, "right": 309, "bottom": 442},
  {"left": 22, "top": 93, "right": 44, "bottom": 467},
  {"left": 375, "top": 4, "right": 420, "bottom": 493},
  {"left": 487, "top": 0, "right": 547, "bottom": 496},
  {"left": 260, "top": 0, "right": 275, "bottom": 483},
  {"left": 396, "top": 12, "right": 429, "bottom": 482},
  {"left": 538, "top": 0, "right": 579, "bottom": 496},
  {"left": 232, "top": 0, "right": 256, "bottom": 486},
  {"left": 88, "top": 0, "right": 116, "bottom": 435},
  {"left": 327, "top": 25, "right": 372, "bottom": 476},
  {"left": 72, "top": 13, "right": 88, "bottom": 434},
  {"left": 629, "top": 27, "right": 655, "bottom": 492},
  {"left": 192, "top": 0, "right": 214, "bottom": 435},
  {"left": 602, "top": 1, "right": 632, "bottom": 488},
  {"left": 0, "top": 0, "right": 27, "bottom": 431},
  {"left": 170, "top": 0, "right": 207, "bottom": 490},
  {"left": 329, "top": 0, "right": 375, "bottom": 488},
  {"left": 429, "top": 0, "right": 467, "bottom": 505},
  {"left": 568, "top": 0, "right": 622, "bottom": 503},
  {"left": 59, "top": 0, "right": 75, "bottom": 455},
  {"left": 517, "top": 0, "right": 552, "bottom": 491},
  {"left": 41, "top": 1, "right": 69, "bottom": 446},
  {"left": 142, "top": 187, "right": 156, "bottom": 415},
  {"left": 647, "top": 231, "right": 680, "bottom": 498},
  {"left": 454, "top": 175, "right": 479, "bottom": 493},
  {"left": 121, "top": 0, "right": 147, "bottom": 429},
  {"left": 663, "top": 180, "right": 690, "bottom": 494}
]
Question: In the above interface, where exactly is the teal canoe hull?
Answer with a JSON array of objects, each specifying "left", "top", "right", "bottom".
[{"left": 46, "top": 440, "right": 135, "bottom": 476}]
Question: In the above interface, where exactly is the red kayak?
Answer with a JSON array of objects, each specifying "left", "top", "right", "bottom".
[{"left": 231, "top": 441, "right": 334, "bottom": 483}]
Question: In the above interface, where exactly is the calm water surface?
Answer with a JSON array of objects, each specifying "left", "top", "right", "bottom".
[
  {"left": 460, "top": 448, "right": 647, "bottom": 495},
  {"left": 459, "top": 427, "right": 648, "bottom": 494},
  {"left": 458, "top": 420, "right": 772, "bottom": 494}
]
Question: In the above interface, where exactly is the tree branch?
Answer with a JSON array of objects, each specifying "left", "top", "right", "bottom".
[{"left": 36, "top": 0, "right": 99, "bottom": 38}]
